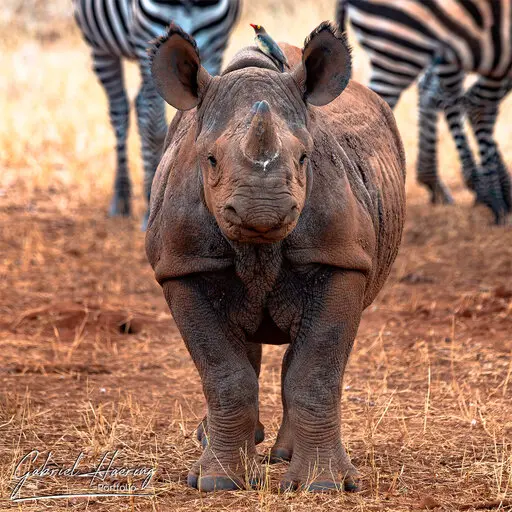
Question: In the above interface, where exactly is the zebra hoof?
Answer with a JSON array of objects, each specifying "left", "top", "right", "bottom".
[
  {"left": 490, "top": 204, "right": 508, "bottom": 226},
  {"left": 109, "top": 195, "right": 131, "bottom": 217},
  {"left": 474, "top": 192, "right": 509, "bottom": 225},
  {"left": 429, "top": 183, "right": 454, "bottom": 205}
]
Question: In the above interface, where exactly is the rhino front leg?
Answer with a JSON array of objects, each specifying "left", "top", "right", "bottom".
[
  {"left": 197, "top": 342, "right": 265, "bottom": 448},
  {"left": 280, "top": 270, "right": 365, "bottom": 492},
  {"left": 163, "top": 278, "right": 260, "bottom": 492}
]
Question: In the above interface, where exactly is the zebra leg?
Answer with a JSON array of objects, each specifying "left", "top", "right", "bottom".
[
  {"left": 366, "top": 57, "right": 454, "bottom": 203},
  {"left": 436, "top": 66, "right": 480, "bottom": 192},
  {"left": 465, "top": 77, "right": 512, "bottom": 223},
  {"left": 198, "top": 35, "right": 228, "bottom": 76},
  {"left": 202, "top": 52, "right": 223, "bottom": 77},
  {"left": 92, "top": 51, "right": 131, "bottom": 217},
  {"left": 417, "top": 65, "right": 453, "bottom": 204},
  {"left": 190, "top": 0, "right": 241, "bottom": 76},
  {"left": 135, "top": 64, "right": 168, "bottom": 231}
]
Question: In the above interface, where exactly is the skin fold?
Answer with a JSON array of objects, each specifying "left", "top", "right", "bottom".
[{"left": 146, "top": 22, "right": 406, "bottom": 492}]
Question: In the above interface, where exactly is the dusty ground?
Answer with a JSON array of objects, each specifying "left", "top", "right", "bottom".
[{"left": 1, "top": 1, "right": 511, "bottom": 510}]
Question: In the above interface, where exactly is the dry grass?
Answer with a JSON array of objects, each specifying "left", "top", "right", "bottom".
[{"left": 1, "top": 1, "right": 512, "bottom": 510}]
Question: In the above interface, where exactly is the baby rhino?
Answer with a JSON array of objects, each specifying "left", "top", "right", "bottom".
[{"left": 146, "top": 22, "right": 406, "bottom": 492}]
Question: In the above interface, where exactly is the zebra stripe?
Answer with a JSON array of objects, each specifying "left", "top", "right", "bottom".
[
  {"left": 73, "top": 0, "right": 241, "bottom": 228},
  {"left": 338, "top": 0, "right": 512, "bottom": 223}
]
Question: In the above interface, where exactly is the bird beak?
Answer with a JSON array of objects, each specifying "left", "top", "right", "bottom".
[{"left": 250, "top": 24, "right": 257, "bottom": 29}]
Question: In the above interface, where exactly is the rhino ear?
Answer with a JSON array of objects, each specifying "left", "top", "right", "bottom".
[
  {"left": 292, "top": 21, "right": 352, "bottom": 107},
  {"left": 149, "top": 23, "right": 212, "bottom": 110}
]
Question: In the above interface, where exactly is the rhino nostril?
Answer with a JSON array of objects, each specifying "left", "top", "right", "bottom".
[
  {"left": 281, "top": 203, "right": 299, "bottom": 223},
  {"left": 224, "top": 204, "right": 241, "bottom": 225}
]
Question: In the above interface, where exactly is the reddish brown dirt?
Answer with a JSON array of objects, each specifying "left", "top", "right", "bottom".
[{"left": 1, "top": 178, "right": 511, "bottom": 511}]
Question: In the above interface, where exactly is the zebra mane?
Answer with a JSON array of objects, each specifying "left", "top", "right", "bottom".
[
  {"left": 147, "top": 22, "right": 200, "bottom": 64},
  {"left": 303, "top": 21, "right": 352, "bottom": 57}
]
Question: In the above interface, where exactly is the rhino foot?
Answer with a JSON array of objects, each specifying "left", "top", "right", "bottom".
[
  {"left": 188, "top": 474, "right": 262, "bottom": 492},
  {"left": 187, "top": 449, "right": 261, "bottom": 492},
  {"left": 280, "top": 448, "right": 360, "bottom": 493},
  {"left": 266, "top": 417, "right": 294, "bottom": 463},
  {"left": 267, "top": 447, "right": 292, "bottom": 464},
  {"left": 187, "top": 474, "right": 247, "bottom": 492},
  {"left": 280, "top": 475, "right": 360, "bottom": 493}
]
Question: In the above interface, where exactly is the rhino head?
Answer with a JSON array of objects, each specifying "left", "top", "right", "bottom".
[{"left": 150, "top": 22, "right": 351, "bottom": 243}]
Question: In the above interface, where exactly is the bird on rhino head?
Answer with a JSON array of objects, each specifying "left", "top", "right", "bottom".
[
  {"left": 146, "top": 21, "right": 406, "bottom": 493},
  {"left": 250, "top": 23, "right": 291, "bottom": 72}
]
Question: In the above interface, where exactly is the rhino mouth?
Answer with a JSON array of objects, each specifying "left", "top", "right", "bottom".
[
  {"left": 220, "top": 200, "right": 300, "bottom": 244},
  {"left": 223, "top": 221, "right": 297, "bottom": 244}
]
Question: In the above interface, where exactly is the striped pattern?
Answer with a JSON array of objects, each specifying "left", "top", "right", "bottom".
[
  {"left": 338, "top": 0, "right": 512, "bottom": 222},
  {"left": 73, "top": 0, "right": 241, "bottom": 227}
]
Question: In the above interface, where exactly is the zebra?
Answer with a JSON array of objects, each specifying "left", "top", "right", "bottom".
[
  {"left": 337, "top": 0, "right": 512, "bottom": 224},
  {"left": 73, "top": 0, "right": 241, "bottom": 228}
]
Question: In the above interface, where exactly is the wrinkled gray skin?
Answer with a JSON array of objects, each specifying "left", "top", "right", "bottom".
[{"left": 146, "top": 22, "right": 406, "bottom": 492}]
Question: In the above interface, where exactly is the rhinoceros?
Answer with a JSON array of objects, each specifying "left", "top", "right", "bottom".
[{"left": 146, "top": 21, "right": 406, "bottom": 492}]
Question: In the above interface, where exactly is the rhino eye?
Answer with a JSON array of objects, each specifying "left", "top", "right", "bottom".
[
  {"left": 207, "top": 155, "right": 217, "bottom": 167},
  {"left": 299, "top": 153, "right": 307, "bottom": 165}
]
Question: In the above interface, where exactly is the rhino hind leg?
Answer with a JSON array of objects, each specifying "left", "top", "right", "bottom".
[{"left": 268, "top": 346, "right": 294, "bottom": 463}]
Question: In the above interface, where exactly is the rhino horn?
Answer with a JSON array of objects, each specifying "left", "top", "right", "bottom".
[{"left": 242, "top": 100, "right": 281, "bottom": 163}]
